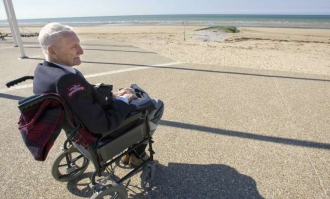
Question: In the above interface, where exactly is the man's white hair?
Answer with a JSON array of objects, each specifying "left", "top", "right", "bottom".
[{"left": 38, "top": 22, "right": 74, "bottom": 59}]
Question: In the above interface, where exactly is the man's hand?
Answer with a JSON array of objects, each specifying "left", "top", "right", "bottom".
[
  {"left": 112, "top": 88, "right": 135, "bottom": 98},
  {"left": 122, "top": 93, "right": 138, "bottom": 102}
]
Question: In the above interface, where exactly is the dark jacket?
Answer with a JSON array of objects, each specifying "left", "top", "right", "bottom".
[{"left": 33, "top": 61, "right": 132, "bottom": 134}]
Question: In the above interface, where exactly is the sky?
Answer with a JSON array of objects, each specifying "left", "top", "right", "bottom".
[{"left": 1, "top": 0, "right": 330, "bottom": 20}]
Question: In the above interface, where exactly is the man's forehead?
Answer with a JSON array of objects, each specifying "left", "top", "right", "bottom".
[
  {"left": 61, "top": 32, "right": 80, "bottom": 43},
  {"left": 61, "top": 31, "right": 78, "bottom": 39}
]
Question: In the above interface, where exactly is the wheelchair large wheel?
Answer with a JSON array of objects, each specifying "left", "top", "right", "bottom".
[
  {"left": 140, "top": 162, "right": 156, "bottom": 190},
  {"left": 91, "top": 183, "right": 128, "bottom": 199},
  {"left": 51, "top": 147, "right": 89, "bottom": 182}
]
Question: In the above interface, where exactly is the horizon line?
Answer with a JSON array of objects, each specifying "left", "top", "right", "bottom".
[{"left": 1, "top": 13, "right": 330, "bottom": 21}]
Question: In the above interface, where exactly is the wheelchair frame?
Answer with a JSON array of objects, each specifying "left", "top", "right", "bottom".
[{"left": 17, "top": 91, "right": 157, "bottom": 199}]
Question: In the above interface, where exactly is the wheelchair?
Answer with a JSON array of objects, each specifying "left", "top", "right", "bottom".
[{"left": 9, "top": 77, "right": 157, "bottom": 199}]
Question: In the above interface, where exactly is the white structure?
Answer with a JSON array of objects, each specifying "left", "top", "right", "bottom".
[{"left": 2, "top": 0, "right": 27, "bottom": 58}]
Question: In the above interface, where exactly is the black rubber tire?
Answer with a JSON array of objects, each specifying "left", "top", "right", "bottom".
[
  {"left": 51, "top": 147, "right": 89, "bottom": 182},
  {"left": 91, "top": 183, "right": 128, "bottom": 199}
]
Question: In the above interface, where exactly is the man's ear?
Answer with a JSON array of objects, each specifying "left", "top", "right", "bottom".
[{"left": 47, "top": 45, "right": 56, "bottom": 56}]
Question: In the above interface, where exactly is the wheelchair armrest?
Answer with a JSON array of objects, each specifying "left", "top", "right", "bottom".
[{"left": 101, "top": 112, "right": 143, "bottom": 137}]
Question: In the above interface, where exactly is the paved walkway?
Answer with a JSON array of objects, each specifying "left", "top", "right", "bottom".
[{"left": 0, "top": 36, "right": 329, "bottom": 199}]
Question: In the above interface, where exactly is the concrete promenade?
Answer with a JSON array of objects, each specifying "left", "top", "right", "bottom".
[{"left": 0, "top": 36, "right": 329, "bottom": 199}]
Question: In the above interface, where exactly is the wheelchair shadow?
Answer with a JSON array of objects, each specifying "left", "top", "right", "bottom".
[
  {"left": 131, "top": 163, "right": 265, "bottom": 199},
  {"left": 66, "top": 163, "right": 133, "bottom": 198},
  {"left": 65, "top": 163, "right": 264, "bottom": 198},
  {"left": 66, "top": 172, "right": 95, "bottom": 198}
]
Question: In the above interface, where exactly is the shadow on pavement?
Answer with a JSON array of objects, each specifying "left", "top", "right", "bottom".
[
  {"left": 66, "top": 172, "right": 94, "bottom": 198},
  {"left": 160, "top": 120, "right": 330, "bottom": 150},
  {"left": 24, "top": 46, "right": 154, "bottom": 54},
  {"left": 65, "top": 163, "right": 263, "bottom": 199},
  {"left": 83, "top": 48, "right": 156, "bottom": 54},
  {"left": 132, "top": 163, "right": 264, "bottom": 199},
  {"left": 23, "top": 57, "right": 330, "bottom": 82},
  {"left": 80, "top": 61, "right": 330, "bottom": 83},
  {"left": 22, "top": 41, "right": 136, "bottom": 48},
  {"left": 0, "top": 93, "right": 25, "bottom": 101}
]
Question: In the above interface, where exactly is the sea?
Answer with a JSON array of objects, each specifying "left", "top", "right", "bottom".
[{"left": 0, "top": 14, "right": 330, "bottom": 29}]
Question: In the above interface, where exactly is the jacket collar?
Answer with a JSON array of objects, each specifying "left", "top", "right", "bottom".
[
  {"left": 41, "top": 61, "right": 76, "bottom": 74},
  {"left": 42, "top": 60, "right": 62, "bottom": 69}
]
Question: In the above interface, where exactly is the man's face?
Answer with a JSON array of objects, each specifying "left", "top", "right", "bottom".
[{"left": 50, "top": 32, "right": 84, "bottom": 66}]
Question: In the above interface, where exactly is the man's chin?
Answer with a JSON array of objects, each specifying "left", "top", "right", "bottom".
[{"left": 73, "top": 59, "right": 81, "bottom": 66}]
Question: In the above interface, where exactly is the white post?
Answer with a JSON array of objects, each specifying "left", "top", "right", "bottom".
[
  {"left": 3, "top": 0, "right": 18, "bottom": 46},
  {"left": 5, "top": 0, "right": 27, "bottom": 58},
  {"left": 184, "top": 22, "right": 186, "bottom": 41},
  {"left": 183, "top": 21, "right": 187, "bottom": 41}
]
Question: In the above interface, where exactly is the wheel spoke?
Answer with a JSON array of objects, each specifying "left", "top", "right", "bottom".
[
  {"left": 51, "top": 147, "right": 89, "bottom": 182},
  {"left": 58, "top": 163, "right": 69, "bottom": 167},
  {"left": 71, "top": 154, "right": 84, "bottom": 163}
]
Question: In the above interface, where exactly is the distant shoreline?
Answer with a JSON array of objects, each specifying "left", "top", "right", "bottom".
[
  {"left": 0, "top": 14, "right": 329, "bottom": 29},
  {"left": 1, "top": 24, "right": 330, "bottom": 30}
]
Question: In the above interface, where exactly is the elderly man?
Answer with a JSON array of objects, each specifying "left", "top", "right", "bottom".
[{"left": 33, "top": 22, "right": 164, "bottom": 167}]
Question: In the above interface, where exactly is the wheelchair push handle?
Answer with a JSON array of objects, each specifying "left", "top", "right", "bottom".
[{"left": 6, "top": 76, "right": 34, "bottom": 88}]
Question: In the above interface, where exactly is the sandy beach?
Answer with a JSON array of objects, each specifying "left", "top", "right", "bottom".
[{"left": 1, "top": 25, "right": 330, "bottom": 75}]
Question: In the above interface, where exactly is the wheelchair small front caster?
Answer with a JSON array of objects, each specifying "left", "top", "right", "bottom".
[
  {"left": 140, "top": 162, "right": 156, "bottom": 190},
  {"left": 51, "top": 147, "right": 89, "bottom": 182},
  {"left": 91, "top": 183, "right": 128, "bottom": 199}
]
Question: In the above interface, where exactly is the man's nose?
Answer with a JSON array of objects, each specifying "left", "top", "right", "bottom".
[{"left": 78, "top": 46, "right": 84, "bottom": 55}]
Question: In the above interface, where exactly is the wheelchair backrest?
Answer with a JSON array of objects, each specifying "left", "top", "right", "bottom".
[{"left": 18, "top": 93, "right": 67, "bottom": 161}]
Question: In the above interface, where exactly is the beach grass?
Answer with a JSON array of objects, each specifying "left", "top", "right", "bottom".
[{"left": 196, "top": 26, "right": 240, "bottom": 33}]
